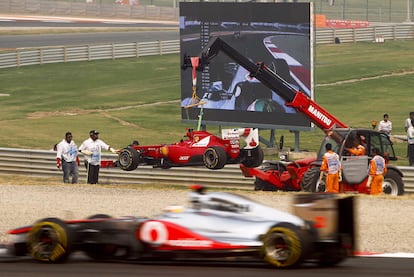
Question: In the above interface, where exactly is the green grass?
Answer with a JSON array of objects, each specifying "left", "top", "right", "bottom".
[{"left": 1, "top": 40, "right": 414, "bottom": 165}]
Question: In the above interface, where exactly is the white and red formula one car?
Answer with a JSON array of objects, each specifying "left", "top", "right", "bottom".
[{"left": 3, "top": 186, "right": 355, "bottom": 269}]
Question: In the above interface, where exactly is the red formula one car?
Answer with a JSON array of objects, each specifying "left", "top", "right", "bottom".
[
  {"left": 3, "top": 186, "right": 355, "bottom": 268},
  {"left": 117, "top": 128, "right": 264, "bottom": 170}
]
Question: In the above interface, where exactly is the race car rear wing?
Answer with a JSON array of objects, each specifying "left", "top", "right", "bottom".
[
  {"left": 221, "top": 128, "right": 259, "bottom": 149},
  {"left": 292, "top": 193, "right": 356, "bottom": 254}
]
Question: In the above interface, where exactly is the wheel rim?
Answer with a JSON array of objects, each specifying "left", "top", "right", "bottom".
[
  {"left": 316, "top": 179, "right": 326, "bottom": 192},
  {"left": 265, "top": 232, "right": 291, "bottom": 262},
  {"left": 29, "top": 223, "right": 67, "bottom": 262},
  {"left": 119, "top": 151, "right": 131, "bottom": 167},
  {"left": 204, "top": 149, "right": 217, "bottom": 167},
  {"left": 383, "top": 179, "right": 398, "bottom": 195}
]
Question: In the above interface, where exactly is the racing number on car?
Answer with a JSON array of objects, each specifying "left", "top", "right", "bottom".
[{"left": 140, "top": 221, "right": 168, "bottom": 245}]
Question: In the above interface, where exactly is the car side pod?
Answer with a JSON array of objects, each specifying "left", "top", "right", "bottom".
[{"left": 292, "top": 193, "right": 356, "bottom": 266}]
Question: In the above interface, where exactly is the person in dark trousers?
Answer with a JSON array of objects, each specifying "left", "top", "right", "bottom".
[
  {"left": 56, "top": 131, "right": 79, "bottom": 184},
  {"left": 407, "top": 120, "right": 414, "bottom": 166},
  {"left": 79, "top": 130, "right": 117, "bottom": 184}
]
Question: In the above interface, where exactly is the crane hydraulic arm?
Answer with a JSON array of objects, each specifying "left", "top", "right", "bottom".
[{"left": 182, "top": 37, "right": 348, "bottom": 132}]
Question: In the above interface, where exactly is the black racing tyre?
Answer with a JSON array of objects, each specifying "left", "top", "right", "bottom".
[
  {"left": 83, "top": 214, "right": 118, "bottom": 261},
  {"left": 160, "top": 160, "right": 172, "bottom": 169},
  {"left": 383, "top": 170, "right": 404, "bottom": 196},
  {"left": 203, "top": 146, "right": 227, "bottom": 170},
  {"left": 301, "top": 167, "right": 323, "bottom": 192},
  {"left": 27, "top": 218, "right": 72, "bottom": 263},
  {"left": 87, "top": 214, "right": 112, "bottom": 219},
  {"left": 261, "top": 223, "right": 307, "bottom": 268},
  {"left": 254, "top": 178, "right": 278, "bottom": 191},
  {"left": 12, "top": 243, "right": 28, "bottom": 256},
  {"left": 84, "top": 244, "right": 119, "bottom": 261},
  {"left": 318, "top": 248, "right": 348, "bottom": 267},
  {"left": 241, "top": 146, "right": 264, "bottom": 168},
  {"left": 118, "top": 147, "right": 140, "bottom": 171}
]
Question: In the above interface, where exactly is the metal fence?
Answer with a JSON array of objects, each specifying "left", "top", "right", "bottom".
[
  {"left": 0, "top": 147, "right": 252, "bottom": 188},
  {"left": 316, "top": 24, "right": 414, "bottom": 43},
  {"left": 0, "top": 147, "right": 413, "bottom": 193},
  {"left": 1, "top": 25, "right": 413, "bottom": 69},
  {"left": 0, "top": 40, "right": 180, "bottom": 68}
]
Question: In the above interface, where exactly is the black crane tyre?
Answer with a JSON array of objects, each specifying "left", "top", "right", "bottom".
[
  {"left": 301, "top": 167, "right": 321, "bottom": 192},
  {"left": 203, "top": 146, "right": 227, "bottom": 169},
  {"left": 261, "top": 223, "right": 307, "bottom": 268},
  {"left": 27, "top": 218, "right": 72, "bottom": 263},
  {"left": 241, "top": 146, "right": 264, "bottom": 168},
  {"left": 254, "top": 178, "right": 278, "bottom": 191},
  {"left": 383, "top": 170, "right": 404, "bottom": 196},
  {"left": 118, "top": 147, "right": 140, "bottom": 171}
]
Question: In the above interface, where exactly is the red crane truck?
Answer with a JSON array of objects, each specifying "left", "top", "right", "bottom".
[{"left": 182, "top": 37, "right": 404, "bottom": 196}]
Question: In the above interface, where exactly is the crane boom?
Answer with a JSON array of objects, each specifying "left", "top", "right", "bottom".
[{"left": 182, "top": 37, "right": 348, "bottom": 132}]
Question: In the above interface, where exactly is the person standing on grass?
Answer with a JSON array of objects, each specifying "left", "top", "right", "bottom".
[
  {"left": 404, "top": 112, "right": 414, "bottom": 132},
  {"left": 366, "top": 147, "right": 386, "bottom": 195},
  {"left": 378, "top": 113, "right": 392, "bottom": 136},
  {"left": 319, "top": 143, "right": 341, "bottom": 193},
  {"left": 407, "top": 120, "right": 414, "bottom": 166},
  {"left": 405, "top": 112, "right": 414, "bottom": 158},
  {"left": 56, "top": 131, "right": 79, "bottom": 184},
  {"left": 79, "top": 130, "right": 118, "bottom": 184}
]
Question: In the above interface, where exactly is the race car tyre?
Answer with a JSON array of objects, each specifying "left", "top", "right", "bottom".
[
  {"left": 87, "top": 214, "right": 112, "bottom": 219},
  {"left": 317, "top": 247, "right": 348, "bottom": 267},
  {"left": 301, "top": 167, "right": 323, "bottom": 192},
  {"left": 383, "top": 170, "right": 404, "bottom": 196},
  {"left": 84, "top": 244, "right": 119, "bottom": 261},
  {"left": 261, "top": 223, "right": 307, "bottom": 268},
  {"left": 12, "top": 243, "right": 28, "bottom": 256},
  {"left": 241, "top": 146, "right": 264, "bottom": 168},
  {"left": 118, "top": 147, "right": 140, "bottom": 171},
  {"left": 27, "top": 217, "right": 72, "bottom": 263},
  {"left": 203, "top": 146, "right": 227, "bottom": 169},
  {"left": 254, "top": 178, "right": 278, "bottom": 191}
]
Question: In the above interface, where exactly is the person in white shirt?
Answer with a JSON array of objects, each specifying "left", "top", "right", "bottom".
[
  {"left": 56, "top": 132, "right": 79, "bottom": 184},
  {"left": 404, "top": 112, "right": 414, "bottom": 158},
  {"left": 407, "top": 120, "right": 414, "bottom": 166},
  {"left": 79, "top": 130, "right": 118, "bottom": 184},
  {"left": 404, "top": 112, "right": 414, "bottom": 132},
  {"left": 378, "top": 113, "right": 392, "bottom": 135}
]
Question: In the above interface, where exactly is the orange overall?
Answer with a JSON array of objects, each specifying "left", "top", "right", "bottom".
[
  {"left": 320, "top": 150, "right": 341, "bottom": 193},
  {"left": 368, "top": 155, "right": 387, "bottom": 195}
]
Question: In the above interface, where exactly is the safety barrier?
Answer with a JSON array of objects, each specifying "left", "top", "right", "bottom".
[
  {"left": 0, "top": 147, "right": 252, "bottom": 189},
  {"left": 0, "top": 147, "right": 413, "bottom": 194},
  {"left": 0, "top": 40, "right": 180, "bottom": 69},
  {"left": 1, "top": 24, "right": 413, "bottom": 69}
]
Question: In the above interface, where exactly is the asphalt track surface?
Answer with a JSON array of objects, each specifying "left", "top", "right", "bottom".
[
  {"left": 1, "top": 255, "right": 413, "bottom": 277},
  {"left": 0, "top": 15, "right": 413, "bottom": 277},
  {"left": 0, "top": 14, "right": 179, "bottom": 49}
]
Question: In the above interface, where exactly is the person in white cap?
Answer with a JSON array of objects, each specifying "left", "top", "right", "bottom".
[{"left": 79, "top": 130, "right": 118, "bottom": 184}]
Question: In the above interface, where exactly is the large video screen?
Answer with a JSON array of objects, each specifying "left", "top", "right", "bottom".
[{"left": 180, "top": 2, "right": 312, "bottom": 129}]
